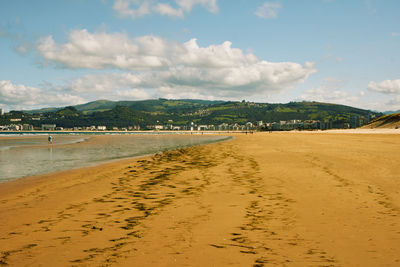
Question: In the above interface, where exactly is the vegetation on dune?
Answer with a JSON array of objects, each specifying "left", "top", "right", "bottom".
[{"left": 364, "top": 112, "right": 400, "bottom": 129}]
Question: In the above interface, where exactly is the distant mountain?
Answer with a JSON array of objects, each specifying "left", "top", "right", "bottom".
[
  {"left": 26, "top": 100, "right": 117, "bottom": 114},
  {"left": 3, "top": 99, "right": 382, "bottom": 129},
  {"left": 363, "top": 113, "right": 400, "bottom": 129},
  {"left": 383, "top": 110, "right": 400, "bottom": 115}
]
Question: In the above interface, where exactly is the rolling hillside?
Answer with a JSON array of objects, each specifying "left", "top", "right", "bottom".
[
  {"left": 3, "top": 99, "right": 382, "bottom": 129},
  {"left": 27, "top": 99, "right": 225, "bottom": 114}
]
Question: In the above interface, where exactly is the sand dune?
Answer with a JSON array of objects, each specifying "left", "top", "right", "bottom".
[
  {"left": 363, "top": 113, "right": 400, "bottom": 129},
  {"left": 0, "top": 132, "right": 399, "bottom": 266}
]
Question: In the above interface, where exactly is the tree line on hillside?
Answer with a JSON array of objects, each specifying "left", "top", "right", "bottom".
[{"left": 0, "top": 99, "right": 382, "bottom": 129}]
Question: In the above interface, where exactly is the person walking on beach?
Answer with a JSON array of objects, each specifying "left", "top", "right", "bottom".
[{"left": 48, "top": 135, "right": 53, "bottom": 144}]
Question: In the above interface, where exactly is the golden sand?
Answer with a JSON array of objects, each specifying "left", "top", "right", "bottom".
[{"left": 0, "top": 132, "right": 399, "bottom": 266}]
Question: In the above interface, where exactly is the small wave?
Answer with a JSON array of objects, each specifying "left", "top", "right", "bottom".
[
  {"left": 62, "top": 137, "right": 90, "bottom": 145},
  {"left": 0, "top": 146, "right": 13, "bottom": 151}
]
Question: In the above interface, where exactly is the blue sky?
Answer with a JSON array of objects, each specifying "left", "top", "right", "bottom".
[{"left": 0, "top": 0, "right": 399, "bottom": 111}]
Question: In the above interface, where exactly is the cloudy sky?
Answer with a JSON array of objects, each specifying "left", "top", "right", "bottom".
[{"left": 0, "top": 0, "right": 399, "bottom": 111}]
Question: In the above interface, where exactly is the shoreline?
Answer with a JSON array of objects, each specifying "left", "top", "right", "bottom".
[
  {"left": 0, "top": 130, "right": 246, "bottom": 136},
  {"left": 1, "top": 127, "right": 399, "bottom": 137},
  {"left": 1, "top": 132, "right": 399, "bottom": 266},
  {"left": 0, "top": 133, "right": 232, "bottom": 185}
]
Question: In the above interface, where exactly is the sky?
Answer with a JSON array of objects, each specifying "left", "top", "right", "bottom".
[{"left": 0, "top": 0, "right": 399, "bottom": 112}]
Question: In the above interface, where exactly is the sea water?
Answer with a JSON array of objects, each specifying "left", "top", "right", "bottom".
[{"left": 0, "top": 134, "right": 230, "bottom": 182}]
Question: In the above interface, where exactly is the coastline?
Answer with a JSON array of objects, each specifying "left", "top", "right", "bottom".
[
  {"left": 1, "top": 127, "right": 399, "bottom": 137},
  {"left": 0, "top": 133, "right": 232, "bottom": 191},
  {"left": 0, "top": 134, "right": 231, "bottom": 183},
  {"left": 1, "top": 132, "right": 400, "bottom": 266}
]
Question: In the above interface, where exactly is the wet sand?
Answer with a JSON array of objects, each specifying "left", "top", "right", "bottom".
[{"left": 0, "top": 132, "right": 399, "bottom": 266}]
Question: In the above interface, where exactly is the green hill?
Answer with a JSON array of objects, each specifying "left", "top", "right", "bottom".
[
  {"left": 74, "top": 100, "right": 117, "bottom": 113},
  {"left": 27, "top": 99, "right": 225, "bottom": 115},
  {"left": 2, "top": 99, "right": 381, "bottom": 129}
]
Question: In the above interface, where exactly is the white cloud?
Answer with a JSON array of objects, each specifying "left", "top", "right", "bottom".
[
  {"left": 116, "top": 88, "right": 152, "bottom": 99},
  {"left": 300, "top": 77, "right": 359, "bottom": 106},
  {"left": 36, "top": 29, "right": 316, "bottom": 100},
  {"left": 179, "top": 39, "right": 258, "bottom": 68},
  {"left": 177, "top": 0, "right": 218, "bottom": 12},
  {"left": 255, "top": 2, "right": 282, "bottom": 19},
  {"left": 0, "top": 27, "right": 34, "bottom": 56},
  {"left": 154, "top": 3, "right": 184, "bottom": 17},
  {"left": 391, "top": 32, "right": 400, "bottom": 37},
  {"left": 113, "top": 0, "right": 218, "bottom": 19},
  {"left": 301, "top": 87, "right": 356, "bottom": 103},
  {"left": 368, "top": 79, "right": 400, "bottom": 94},
  {"left": 70, "top": 73, "right": 144, "bottom": 93},
  {"left": 0, "top": 27, "right": 318, "bottom": 110},
  {"left": 4, "top": 28, "right": 315, "bottom": 109},
  {"left": 37, "top": 30, "right": 175, "bottom": 70},
  {"left": 113, "top": 0, "right": 152, "bottom": 18},
  {"left": 67, "top": 59, "right": 315, "bottom": 100},
  {"left": 384, "top": 96, "right": 400, "bottom": 111},
  {"left": 0, "top": 80, "right": 84, "bottom": 111}
]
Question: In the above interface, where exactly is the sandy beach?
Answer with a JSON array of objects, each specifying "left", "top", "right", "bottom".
[{"left": 0, "top": 132, "right": 399, "bottom": 266}]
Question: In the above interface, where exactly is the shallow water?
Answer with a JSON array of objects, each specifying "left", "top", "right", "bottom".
[{"left": 0, "top": 134, "right": 229, "bottom": 182}]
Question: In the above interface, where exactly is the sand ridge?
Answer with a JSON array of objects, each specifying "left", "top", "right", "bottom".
[{"left": 0, "top": 132, "right": 400, "bottom": 266}]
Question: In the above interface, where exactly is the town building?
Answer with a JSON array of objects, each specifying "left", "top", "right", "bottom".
[
  {"left": 197, "top": 125, "right": 208, "bottom": 131},
  {"left": 41, "top": 124, "right": 56, "bottom": 131},
  {"left": 218, "top": 123, "right": 229, "bottom": 131},
  {"left": 128, "top": 125, "right": 140, "bottom": 130},
  {"left": 350, "top": 115, "right": 361, "bottom": 128},
  {"left": 22, "top": 124, "right": 34, "bottom": 130},
  {"left": 9, "top": 124, "right": 22, "bottom": 131}
]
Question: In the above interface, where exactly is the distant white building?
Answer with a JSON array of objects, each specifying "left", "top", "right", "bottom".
[
  {"left": 128, "top": 125, "right": 140, "bottom": 130},
  {"left": 197, "top": 125, "right": 208, "bottom": 131},
  {"left": 23, "top": 124, "right": 34, "bottom": 130},
  {"left": 42, "top": 124, "right": 56, "bottom": 131},
  {"left": 0, "top": 108, "right": 4, "bottom": 116},
  {"left": 97, "top": 126, "right": 107, "bottom": 130},
  {"left": 9, "top": 124, "right": 21, "bottom": 131},
  {"left": 218, "top": 123, "right": 229, "bottom": 131}
]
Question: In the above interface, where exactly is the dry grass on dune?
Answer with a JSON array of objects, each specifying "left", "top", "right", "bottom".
[{"left": 363, "top": 113, "right": 400, "bottom": 129}]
